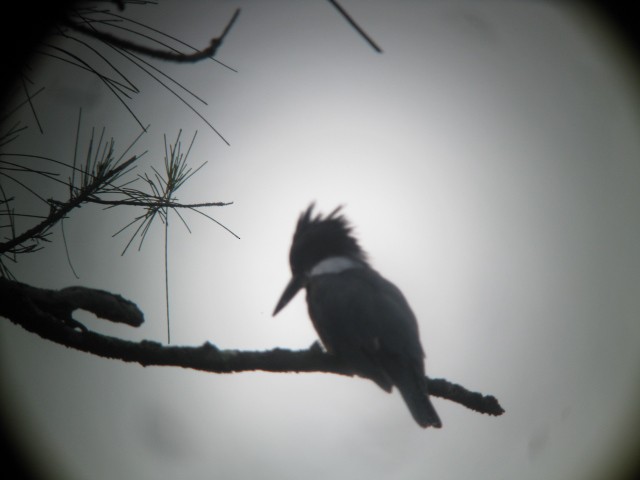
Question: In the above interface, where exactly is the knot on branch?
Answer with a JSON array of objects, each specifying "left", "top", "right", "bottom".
[
  {"left": 58, "top": 286, "right": 144, "bottom": 326},
  {"left": 0, "top": 277, "right": 144, "bottom": 329}
]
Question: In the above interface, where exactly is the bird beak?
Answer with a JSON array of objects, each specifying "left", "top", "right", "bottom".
[{"left": 273, "top": 275, "right": 305, "bottom": 316}]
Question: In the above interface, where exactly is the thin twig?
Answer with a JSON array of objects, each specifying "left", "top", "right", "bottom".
[
  {"left": 20, "top": 77, "right": 44, "bottom": 134},
  {"left": 63, "top": 8, "right": 241, "bottom": 63},
  {"left": 328, "top": 0, "right": 383, "bottom": 53},
  {"left": 88, "top": 7, "right": 239, "bottom": 72},
  {"left": 60, "top": 218, "right": 80, "bottom": 279},
  {"left": 164, "top": 207, "right": 170, "bottom": 343},
  {"left": 85, "top": 197, "right": 232, "bottom": 208}
]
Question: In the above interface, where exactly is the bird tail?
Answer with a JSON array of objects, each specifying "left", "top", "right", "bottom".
[{"left": 394, "top": 369, "right": 442, "bottom": 428}]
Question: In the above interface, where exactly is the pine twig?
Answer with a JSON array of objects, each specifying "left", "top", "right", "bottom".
[
  {"left": 63, "top": 8, "right": 241, "bottom": 63},
  {"left": 327, "top": 0, "right": 383, "bottom": 53}
]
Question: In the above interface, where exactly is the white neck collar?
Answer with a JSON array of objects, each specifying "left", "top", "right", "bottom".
[{"left": 309, "top": 256, "right": 362, "bottom": 277}]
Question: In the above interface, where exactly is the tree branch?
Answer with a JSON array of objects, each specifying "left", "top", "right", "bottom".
[
  {"left": 0, "top": 277, "right": 143, "bottom": 328},
  {"left": 327, "top": 0, "right": 383, "bottom": 53},
  {"left": 84, "top": 198, "right": 233, "bottom": 209},
  {"left": 64, "top": 8, "right": 241, "bottom": 63},
  {"left": 0, "top": 155, "right": 138, "bottom": 256},
  {"left": 0, "top": 155, "right": 138, "bottom": 255},
  {"left": 0, "top": 277, "right": 504, "bottom": 417}
]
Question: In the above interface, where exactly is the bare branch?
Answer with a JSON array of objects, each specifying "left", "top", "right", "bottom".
[
  {"left": 0, "top": 277, "right": 505, "bottom": 418},
  {"left": 328, "top": 0, "right": 383, "bottom": 53},
  {"left": 1, "top": 277, "right": 143, "bottom": 328},
  {"left": 63, "top": 8, "right": 241, "bottom": 63}
]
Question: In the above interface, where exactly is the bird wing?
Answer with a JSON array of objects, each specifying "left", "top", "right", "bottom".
[
  {"left": 306, "top": 267, "right": 441, "bottom": 427},
  {"left": 306, "top": 268, "right": 426, "bottom": 386}
]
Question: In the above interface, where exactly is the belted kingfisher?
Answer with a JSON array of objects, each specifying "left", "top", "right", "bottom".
[{"left": 273, "top": 204, "right": 441, "bottom": 428}]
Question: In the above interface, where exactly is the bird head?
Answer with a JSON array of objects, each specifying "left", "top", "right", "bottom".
[{"left": 272, "top": 203, "right": 367, "bottom": 316}]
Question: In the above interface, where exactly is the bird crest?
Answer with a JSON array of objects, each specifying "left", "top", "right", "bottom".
[{"left": 289, "top": 203, "right": 367, "bottom": 275}]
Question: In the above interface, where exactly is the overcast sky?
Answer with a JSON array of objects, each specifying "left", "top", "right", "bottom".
[{"left": 2, "top": 1, "right": 640, "bottom": 479}]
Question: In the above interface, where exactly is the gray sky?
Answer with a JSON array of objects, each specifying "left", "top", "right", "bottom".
[{"left": 2, "top": 1, "right": 640, "bottom": 479}]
